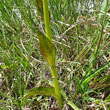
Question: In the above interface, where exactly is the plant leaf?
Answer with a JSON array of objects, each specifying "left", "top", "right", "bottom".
[
  {"left": 81, "top": 61, "right": 110, "bottom": 85},
  {"left": 36, "top": 30, "right": 56, "bottom": 67},
  {"left": 36, "top": 0, "right": 44, "bottom": 21},
  {"left": 0, "top": 64, "right": 13, "bottom": 69},
  {"left": 101, "top": 0, "right": 108, "bottom": 12},
  {"left": 67, "top": 101, "right": 80, "bottom": 110},
  {"left": 23, "top": 86, "right": 61, "bottom": 105},
  {"left": 98, "top": 0, "right": 108, "bottom": 17}
]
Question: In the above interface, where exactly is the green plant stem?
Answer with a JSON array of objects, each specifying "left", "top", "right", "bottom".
[
  {"left": 51, "top": 65, "right": 62, "bottom": 108},
  {"left": 43, "top": 0, "right": 52, "bottom": 41},
  {"left": 42, "top": 0, "right": 62, "bottom": 108}
]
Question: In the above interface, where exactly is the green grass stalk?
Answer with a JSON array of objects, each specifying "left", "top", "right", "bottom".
[{"left": 43, "top": 0, "right": 52, "bottom": 41}]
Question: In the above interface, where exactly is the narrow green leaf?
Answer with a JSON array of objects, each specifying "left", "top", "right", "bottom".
[
  {"left": 0, "top": 64, "right": 13, "bottom": 69},
  {"left": 36, "top": 0, "right": 44, "bottom": 21},
  {"left": 0, "top": 91, "right": 14, "bottom": 100},
  {"left": 67, "top": 101, "right": 80, "bottom": 110},
  {"left": 98, "top": 0, "right": 108, "bottom": 17},
  {"left": 101, "top": 0, "right": 108, "bottom": 12},
  {"left": 0, "top": 100, "right": 13, "bottom": 104},
  {"left": 104, "top": 94, "right": 110, "bottom": 102},
  {"left": 23, "top": 86, "right": 61, "bottom": 106},
  {"left": 36, "top": 30, "right": 56, "bottom": 67},
  {"left": 81, "top": 61, "right": 110, "bottom": 85}
]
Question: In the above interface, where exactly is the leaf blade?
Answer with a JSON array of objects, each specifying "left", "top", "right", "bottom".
[
  {"left": 36, "top": 30, "right": 56, "bottom": 67},
  {"left": 23, "top": 86, "right": 61, "bottom": 106}
]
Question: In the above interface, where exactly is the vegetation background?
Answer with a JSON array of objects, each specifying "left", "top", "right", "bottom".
[{"left": 0, "top": 0, "right": 110, "bottom": 109}]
